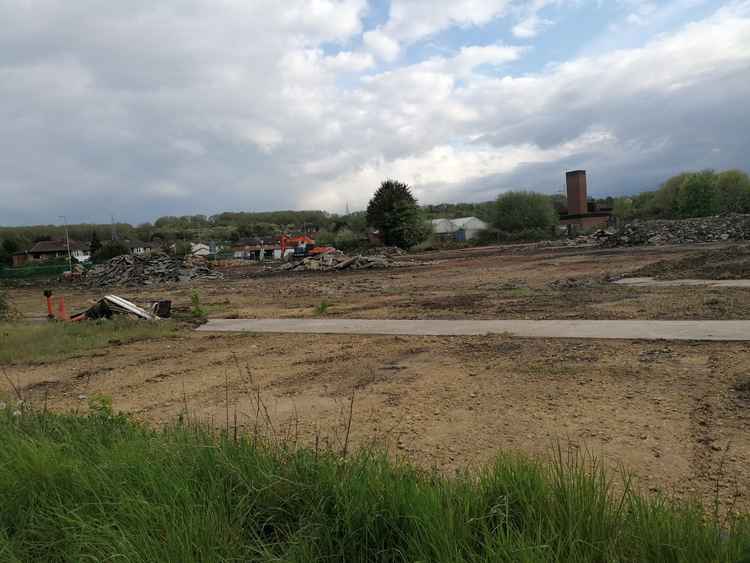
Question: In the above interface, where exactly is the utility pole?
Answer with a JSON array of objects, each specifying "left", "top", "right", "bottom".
[
  {"left": 110, "top": 215, "right": 118, "bottom": 241},
  {"left": 59, "top": 215, "right": 73, "bottom": 273}
]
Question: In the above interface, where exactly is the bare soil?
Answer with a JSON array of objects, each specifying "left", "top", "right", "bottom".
[
  {"left": 5, "top": 241, "right": 750, "bottom": 514},
  {"left": 631, "top": 245, "right": 750, "bottom": 280}
]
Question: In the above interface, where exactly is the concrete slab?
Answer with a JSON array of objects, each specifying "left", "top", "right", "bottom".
[
  {"left": 614, "top": 277, "right": 750, "bottom": 288},
  {"left": 197, "top": 318, "right": 750, "bottom": 341}
]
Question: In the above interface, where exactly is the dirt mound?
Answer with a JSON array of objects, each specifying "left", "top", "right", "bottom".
[
  {"left": 631, "top": 246, "right": 750, "bottom": 279},
  {"left": 88, "top": 254, "right": 223, "bottom": 286},
  {"left": 604, "top": 214, "right": 750, "bottom": 247}
]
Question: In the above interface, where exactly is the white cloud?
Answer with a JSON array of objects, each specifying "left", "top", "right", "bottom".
[
  {"left": 363, "top": 29, "right": 401, "bottom": 62},
  {"left": 0, "top": 0, "right": 748, "bottom": 223},
  {"left": 513, "top": 14, "right": 554, "bottom": 37},
  {"left": 384, "top": 0, "right": 514, "bottom": 43}
]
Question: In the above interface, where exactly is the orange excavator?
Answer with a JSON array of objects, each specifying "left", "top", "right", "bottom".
[{"left": 280, "top": 234, "right": 335, "bottom": 258}]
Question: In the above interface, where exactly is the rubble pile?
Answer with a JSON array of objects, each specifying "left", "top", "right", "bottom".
[
  {"left": 602, "top": 214, "right": 750, "bottom": 247},
  {"left": 360, "top": 246, "right": 406, "bottom": 257},
  {"left": 88, "top": 254, "right": 223, "bottom": 286},
  {"left": 277, "top": 251, "right": 403, "bottom": 272}
]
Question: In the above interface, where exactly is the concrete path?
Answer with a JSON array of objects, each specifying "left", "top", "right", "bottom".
[
  {"left": 614, "top": 277, "right": 750, "bottom": 288},
  {"left": 197, "top": 318, "right": 750, "bottom": 341}
]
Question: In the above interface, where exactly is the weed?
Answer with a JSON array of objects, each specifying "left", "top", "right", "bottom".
[
  {"left": 314, "top": 299, "right": 331, "bottom": 315},
  {"left": 190, "top": 289, "right": 206, "bottom": 318}
]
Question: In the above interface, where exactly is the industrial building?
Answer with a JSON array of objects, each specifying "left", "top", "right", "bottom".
[{"left": 558, "top": 170, "right": 613, "bottom": 231}]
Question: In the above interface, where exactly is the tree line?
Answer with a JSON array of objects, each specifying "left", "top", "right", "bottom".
[{"left": 1, "top": 168, "right": 748, "bottom": 264}]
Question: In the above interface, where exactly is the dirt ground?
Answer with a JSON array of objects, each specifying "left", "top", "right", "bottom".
[{"left": 5, "top": 241, "right": 750, "bottom": 514}]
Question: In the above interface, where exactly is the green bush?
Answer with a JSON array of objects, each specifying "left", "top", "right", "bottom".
[
  {"left": 0, "top": 411, "right": 747, "bottom": 562},
  {"left": 333, "top": 228, "right": 362, "bottom": 252},
  {"left": 496, "top": 228, "right": 555, "bottom": 242},
  {"left": 190, "top": 290, "right": 206, "bottom": 318},
  {"left": 494, "top": 191, "right": 558, "bottom": 233}
]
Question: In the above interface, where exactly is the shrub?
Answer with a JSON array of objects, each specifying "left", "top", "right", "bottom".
[
  {"left": 494, "top": 191, "right": 558, "bottom": 233},
  {"left": 333, "top": 228, "right": 362, "bottom": 252},
  {"left": 190, "top": 290, "right": 206, "bottom": 318},
  {"left": 496, "top": 227, "right": 554, "bottom": 242}
]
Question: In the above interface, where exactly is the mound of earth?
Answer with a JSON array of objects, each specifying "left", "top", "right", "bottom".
[{"left": 631, "top": 246, "right": 750, "bottom": 280}]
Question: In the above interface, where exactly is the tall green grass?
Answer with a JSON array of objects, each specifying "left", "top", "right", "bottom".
[
  {"left": 0, "top": 319, "right": 180, "bottom": 364},
  {"left": 0, "top": 407, "right": 748, "bottom": 562}
]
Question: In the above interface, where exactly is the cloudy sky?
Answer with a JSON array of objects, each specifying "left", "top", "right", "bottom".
[{"left": 1, "top": 0, "right": 748, "bottom": 225}]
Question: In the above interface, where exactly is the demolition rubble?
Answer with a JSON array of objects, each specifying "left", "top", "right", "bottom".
[
  {"left": 88, "top": 255, "right": 223, "bottom": 286},
  {"left": 602, "top": 214, "right": 750, "bottom": 247},
  {"left": 276, "top": 251, "right": 408, "bottom": 272}
]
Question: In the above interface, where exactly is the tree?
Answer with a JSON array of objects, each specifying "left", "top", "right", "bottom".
[
  {"left": 174, "top": 241, "right": 192, "bottom": 257},
  {"left": 366, "top": 180, "right": 428, "bottom": 248},
  {"left": 716, "top": 169, "right": 750, "bottom": 213},
  {"left": 494, "top": 191, "right": 558, "bottom": 234},
  {"left": 0, "top": 239, "right": 19, "bottom": 266},
  {"left": 94, "top": 242, "right": 130, "bottom": 262},
  {"left": 90, "top": 231, "right": 102, "bottom": 255},
  {"left": 675, "top": 170, "right": 718, "bottom": 218}
]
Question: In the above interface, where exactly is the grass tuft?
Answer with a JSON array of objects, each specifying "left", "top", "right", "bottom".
[
  {"left": 0, "top": 408, "right": 747, "bottom": 562},
  {"left": 314, "top": 300, "right": 331, "bottom": 315}
]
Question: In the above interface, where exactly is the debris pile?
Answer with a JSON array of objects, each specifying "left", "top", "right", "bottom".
[
  {"left": 360, "top": 246, "right": 406, "bottom": 257},
  {"left": 88, "top": 254, "right": 223, "bottom": 286},
  {"left": 72, "top": 295, "right": 163, "bottom": 321},
  {"left": 602, "top": 214, "right": 750, "bottom": 247},
  {"left": 277, "top": 251, "right": 403, "bottom": 272}
]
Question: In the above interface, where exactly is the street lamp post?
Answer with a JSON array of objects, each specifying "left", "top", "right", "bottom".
[{"left": 59, "top": 215, "right": 73, "bottom": 273}]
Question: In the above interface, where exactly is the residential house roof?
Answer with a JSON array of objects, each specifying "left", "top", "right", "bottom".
[{"left": 29, "top": 239, "right": 86, "bottom": 253}]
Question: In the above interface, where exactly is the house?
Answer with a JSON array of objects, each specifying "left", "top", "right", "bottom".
[
  {"left": 12, "top": 239, "right": 89, "bottom": 267},
  {"left": 430, "top": 217, "right": 489, "bottom": 241},
  {"left": 123, "top": 240, "right": 154, "bottom": 257},
  {"left": 558, "top": 170, "right": 613, "bottom": 232},
  {"left": 231, "top": 238, "right": 280, "bottom": 261}
]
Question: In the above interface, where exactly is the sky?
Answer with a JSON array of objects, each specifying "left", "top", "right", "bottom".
[{"left": 0, "top": 0, "right": 748, "bottom": 226}]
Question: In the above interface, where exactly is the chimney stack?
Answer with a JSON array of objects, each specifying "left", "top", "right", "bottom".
[{"left": 566, "top": 170, "right": 587, "bottom": 215}]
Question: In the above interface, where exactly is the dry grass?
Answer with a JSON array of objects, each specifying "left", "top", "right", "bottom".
[{"left": 0, "top": 319, "right": 181, "bottom": 365}]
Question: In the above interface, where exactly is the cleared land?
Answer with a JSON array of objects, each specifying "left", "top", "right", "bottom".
[{"left": 4, "top": 242, "right": 750, "bottom": 516}]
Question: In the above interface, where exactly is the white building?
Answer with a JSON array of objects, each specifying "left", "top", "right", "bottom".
[
  {"left": 190, "top": 243, "right": 211, "bottom": 257},
  {"left": 430, "top": 216, "right": 489, "bottom": 241}
]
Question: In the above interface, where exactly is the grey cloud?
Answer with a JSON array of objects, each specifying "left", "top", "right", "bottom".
[{"left": 0, "top": 0, "right": 748, "bottom": 225}]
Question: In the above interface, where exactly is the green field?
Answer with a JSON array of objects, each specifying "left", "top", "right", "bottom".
[
  {"left": 0, "top": 320, "right": 180, "bottom": 365},
  {"left": 0, "top": 406, "right": 747, "bottom": 562}
]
